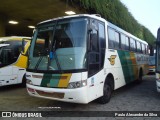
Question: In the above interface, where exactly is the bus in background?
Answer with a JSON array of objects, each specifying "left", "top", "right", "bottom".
[
  {"left": 0, "top": 36, "right": 30, "bottom": 87},
  {"left": 156, "top": 28, "right": 160, "bottom": 92},
  {"left": 148, "top": 53, "right": 155, "bottom": 74},
  {"left": 26, "top": 14, "right": 149, "bottom": 104}
]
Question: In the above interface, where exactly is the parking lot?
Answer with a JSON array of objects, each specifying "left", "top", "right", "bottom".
[{"left": 0, "top": 75, "right": 160, "bottom": 119}]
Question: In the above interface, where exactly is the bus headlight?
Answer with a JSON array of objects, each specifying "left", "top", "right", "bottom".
[
  {"left": 26, "top": 79, "right": 33, "bottom": 85},
  {"left": 67, "top": 80, "right": 87, "bottom": 89}
]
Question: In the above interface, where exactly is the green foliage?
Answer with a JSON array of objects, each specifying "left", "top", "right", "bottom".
[
  {"left": 73, "top": 0, "right": 155, "bottom": 45},
  {"left": 142, "top": 26, "right": 155, "bottom": 45}
]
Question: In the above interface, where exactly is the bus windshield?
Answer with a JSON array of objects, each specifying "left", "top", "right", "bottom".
[
  {"left": 149, "top": 56, "right": 155, "bottom": 66},
  {"left": 0, "top": 41, "right": 22, "bottom": 67},
  {"left": 28, "top": 18, "right": 88, "bottom": 72}
]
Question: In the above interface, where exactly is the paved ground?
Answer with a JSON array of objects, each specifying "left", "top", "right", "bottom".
[{"left": 0, "top": 75, "right": 160, "bottom": 120}]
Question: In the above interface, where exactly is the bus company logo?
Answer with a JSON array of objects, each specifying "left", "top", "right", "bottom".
[
  {"left": 2, "top": 112, "right": 11, "bottom": 117},
  {"left": 1, "top": 112, "right": 42, "bottom": 118},
  {"left": 108, "top": 55, "right": 116, "bottom": 65}
]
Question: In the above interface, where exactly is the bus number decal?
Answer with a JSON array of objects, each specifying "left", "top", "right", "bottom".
[{"left": 108, "top": 55, "right": 117, "bottom": 65}]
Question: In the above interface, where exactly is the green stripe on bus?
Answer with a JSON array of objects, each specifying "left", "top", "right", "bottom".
[
  {"left": 117, "top": 50, "right": 136, "bottom": 84},
  {"left": 40, "top": 74, "right": 61, "bottom": 87}
]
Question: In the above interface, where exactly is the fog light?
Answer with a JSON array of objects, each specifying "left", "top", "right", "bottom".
[{"left": 76, "top": 82, "right": 81, "bottom": 88}]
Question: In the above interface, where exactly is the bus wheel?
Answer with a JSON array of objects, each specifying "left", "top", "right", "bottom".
[
  {"left": 97, "top": 77, "right": 113, "bottom": 104},
  {"left": 137, "top": 69, "right": 143, "bottom": 83},
  {"left": 21, "top": 75, "right": 26, "bottom": 87}
]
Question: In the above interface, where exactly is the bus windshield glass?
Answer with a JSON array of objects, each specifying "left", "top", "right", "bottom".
[
  {"left": 149, "top": 56, "right": 155, "bottom": 66},
  {"left": 28, "top": 18, "right": 88, "bottom": 71}
]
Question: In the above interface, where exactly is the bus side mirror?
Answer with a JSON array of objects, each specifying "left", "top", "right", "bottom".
[
  {"left": 21, "top": 38, "right": 31, "bottom": 55},
  {"left": 89, "top": 30, "right": 98, "bottom": 51},
  {"left": 155, "top": 41, "right": 160, "bottom": 46},
  {"left": 22, "top": 39, "right": 25, "bottom": 54},
  {"left": 156, "top": 28, "right": 160, "bottom": 45}
]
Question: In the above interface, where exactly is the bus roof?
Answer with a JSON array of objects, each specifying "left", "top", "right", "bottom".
[
  {"left": 38, "top": 14, "right": 147, "bottom": 45},
  {"left": 38, "top": 14, "right": 106, "bottom": 25}
]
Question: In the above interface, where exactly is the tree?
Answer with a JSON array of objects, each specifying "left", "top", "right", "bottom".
[{"left": 72, "top": 0, "right": 156, "bottom": 45}]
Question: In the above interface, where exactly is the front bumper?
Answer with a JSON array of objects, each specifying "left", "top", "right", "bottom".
[{"left": 26, "top": 84, "right": 88, "bottom": 104}]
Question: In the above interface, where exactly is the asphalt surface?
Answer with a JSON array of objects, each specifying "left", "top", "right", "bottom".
[{"left": 0, "top": 75, "right": 160, "bottom": 120}]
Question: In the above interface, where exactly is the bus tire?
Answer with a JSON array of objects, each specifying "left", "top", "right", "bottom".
[
  {"left": 21, "top": 75, "right": 26, "bottom": 87},
  {"left": 137, "top": 69, "right": 143, "bottom": 83},
  {"left": 97, "top": 77, "right": 113, "bottom": 104}
]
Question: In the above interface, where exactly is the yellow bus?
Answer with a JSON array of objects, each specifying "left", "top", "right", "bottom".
[{"left": 0, "top": 36, "right": 30, "bottom": 87}]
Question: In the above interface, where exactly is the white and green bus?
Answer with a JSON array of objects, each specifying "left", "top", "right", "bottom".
[{"left": 26, "top": 14, "right": 149, "bottom": 104}]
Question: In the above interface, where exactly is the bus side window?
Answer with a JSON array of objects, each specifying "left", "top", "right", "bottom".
[
  {"left": 11, "top": 41, "right": 22, "bottom": 62},
  {"left": 130, "top": 38, "right": 136, "bottom": 52},
  {"left": 91, "top": 19, "right": 99, "bottom": 52},
  {"left": 99, "top": 23, "right": 106, "bottom": 49},
  {"left": 88, "top": 19, "right": 100, "bottom": 76},
  {"left": 146, "top": 45, "right": 149, "bottom": 54},
  {"left": 121, "top": 34, "right": 129, "bottom": 51},
  {"left": 142, "top": 44, "right": 145, "bottom": 54},
  {"left": 125, "top": 36, "right": 129, "bottom": 50},
  {"left": 98, "top": 22, "right": 106, "bottom": 69},
  {"left": 108, "top": 28, "right": 120, "bottom": 49},
  {"left": 108, "top": 27, "right": 115, "bottom": 49},
  {"left": 140, "top": 42, "right": 142, "bottom": 53},
  {"left": 121, "top": 34, "right": 125, "bottom": 50},
  {"left": 137, "top": 41, "right": 142, "bottom": 53},
  {"left": 115, "top": 31, "right": 120, "bottom": 49},
  {"left": 1, "top": 49, "right": 13, "bottom": 66},
  {"left": 13, "top": 45, "right": 21, "bottom": 60},
  {"left": 90, "top": 29, "right": 99, "bottom": 52},
  {"left": 88, "top": 20, "right": 106, "bottom": 77}
]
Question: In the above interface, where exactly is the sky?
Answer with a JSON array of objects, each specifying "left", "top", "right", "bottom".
[{"left": 120, "top": 0, "right": 160, "bottom": 37}]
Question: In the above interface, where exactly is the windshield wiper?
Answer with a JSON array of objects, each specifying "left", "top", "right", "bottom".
[
  {"left": 48, "top": 40, "right": 62, "bottom": 72},
  {"left": 48, "top": 21, "right": 62, "bottom": 72},
  {"left": 34, "top": 56, "right": 43, "bottom": 71},
  {"left": 34, "top": 49, "right": 49, "bottom": 71}
]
